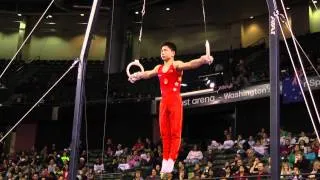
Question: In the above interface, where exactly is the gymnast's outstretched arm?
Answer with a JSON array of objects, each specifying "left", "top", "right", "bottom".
[
  {"left": 128, "top": 65, "right": 160, "bottom": 83},
  {"left": 139, "top": 65, "right": 160, "bottom": 79},
  {"left": 174, "top": 55, "right": 213, "bottom": 71}
]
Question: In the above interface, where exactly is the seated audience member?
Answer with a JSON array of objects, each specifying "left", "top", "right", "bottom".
[
  {"left": 249, "top": 157, "right": 261, "bottom": 174},
  {"left": 118, "top": 157, "right": 130, "bottom": 171},
  {"left": 134, "top": 169, "right": 143, "bottom": 180},
  {"left": 251, "top": 162, "right": 269, "bottom": 180},
  {"left": 247, "top": 136, "right": 255, "bottom": 147},
  {"left": 114, "top": 144, "right": 124, "bottom": 157},
  {"left": 208, "top": 140, "right": 220, "bottom": 150},
  {"left": 184, "top": 145, "right": 203, "bottom": 164},
  {"left": 280, "top": 138, "right": 292, "bottom": 157},
  {"left": 252, "top": 140, "right": 267, "bottom": 156},
  {"left": 280, "top": 162, "right": 292, "bottom": 179},
  {"left": 219, "top": 134, "right": 235, "bottom": 150},
  {"left": 235, "top": 134, "right": 246, "bottom": 149},
  {"left": 93, "top": 158, "right": 104, "bottom": 174},
  {"left": 298, "top": 131, "right": 309, "bottom": 144},
  {"left": 146, "top": 168, "right": 160, "bottom": 180},
  {"left": 308, "top": 160, "right": 320, "bottom": 180},
  {"left": 132, "top": 138, "right": 145, "bottom": 152},
  {"left": 291, "top": 166, "right": 303, "bottom": 180},
  {"left": 233, "top": 165, "right": 249, "bottom": 180},
  {"left": 293, "top": 151, "right": 310, "bottom": 173},
  {"left": 304, "top": 146, "right": 316, "bottom": 162}
]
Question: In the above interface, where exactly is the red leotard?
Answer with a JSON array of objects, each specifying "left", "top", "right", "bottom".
[{"left": 158, "top": 64, "right": 183, "bottom": 161}]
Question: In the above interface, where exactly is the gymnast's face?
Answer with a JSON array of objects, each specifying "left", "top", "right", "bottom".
[{"left": 161, "top": 45, "right": 175, "bottom": 62}]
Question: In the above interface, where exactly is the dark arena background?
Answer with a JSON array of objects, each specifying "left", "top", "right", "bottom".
[{"left": 0, "top": 0, "right": 319, "bottom": 179}]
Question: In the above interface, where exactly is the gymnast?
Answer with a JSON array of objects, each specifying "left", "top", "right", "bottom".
[{"left": 128, "top": 41, "right": 213, "bottom": 173}]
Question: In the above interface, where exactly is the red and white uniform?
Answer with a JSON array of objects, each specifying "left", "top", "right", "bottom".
[{"left": 158, "top": 64, "right": 183, "bottom": 161}]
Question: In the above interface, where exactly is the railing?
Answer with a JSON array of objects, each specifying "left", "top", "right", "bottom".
[{"left": 95, "top": 172, "right": 320, "bottom": 180}]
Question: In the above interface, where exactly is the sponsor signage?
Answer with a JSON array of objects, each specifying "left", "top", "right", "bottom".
[
  {"left": 182, "top": 84, "right": 270, "bottom": 108},
  {"left": 155, "top": 76, "right": 320, "bottom": 108}
]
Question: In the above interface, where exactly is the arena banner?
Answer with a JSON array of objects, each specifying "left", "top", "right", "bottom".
[
  {"left": 182, "top": 83, "right": 271, "bottom": 108},
  {"left": 155, "top": 76, "right": 320, "bottom": 108}
]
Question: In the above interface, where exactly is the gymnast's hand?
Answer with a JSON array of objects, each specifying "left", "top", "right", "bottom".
[
  {"left": 200, "top": 55, "right": 214, "bottom": 65},
  {"left": 128, "top": 72, "right": 144, "bottom": 83}
]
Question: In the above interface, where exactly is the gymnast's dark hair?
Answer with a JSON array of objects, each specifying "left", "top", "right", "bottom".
[{"left": 161, "top": 42, "right": 177, "bottom": 53}]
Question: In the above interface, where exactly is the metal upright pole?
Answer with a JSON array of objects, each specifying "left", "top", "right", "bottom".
[
  {"left": 266, "top": 0, "right": 280, "bottom": 179},
  {"left": 69, "top": 0, "right": 102, "bottom": 179}
]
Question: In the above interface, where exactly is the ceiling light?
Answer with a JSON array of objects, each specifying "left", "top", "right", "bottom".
[
  {"left": 17, "top": 13, "right": 22, "bottom": 17},
  {"left": 46, "top": 22, "right": 56, "bottom": 25},
  {"left": 313, "top": 0, "right": 317, "bottom": 3},
  {"left": 135, "top": 11, "right": 139, "bottom": 15},
  {"left": 249, "top": 16, "right": 254, "bottom": 19},
  {"left": 165, "top": 7, "right": 170, "bottom": 11},
  {"left": 286, "top": 7, "right": 291, "bottom": 10},
  {"left": 78, "top": 23, "right": 88, "bottom": 25},
  {"left": 80, "top": 13, "right": 85, "bottom": 16},
  {"left": 46, "top": 15, "right": 53, "bottom": 19}
]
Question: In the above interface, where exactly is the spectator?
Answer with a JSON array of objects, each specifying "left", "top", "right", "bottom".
[
  {"left": 280, "top": 162, "right": 292, "bottom": 179},
  {"left": 235, "top": 134, "right": 246, "bottom": 149},
  {"left": 105, "top": 138, "right": 114, "bottom": 151},
  {"left": 219, "top": 134, "right": 235, "bottom": 150},
  {"left": 288, "top": 145, "right": 303, "bottom": 166},
  {"left": 298, "top": 140, "right": 307, "bottom": 154},
  {"left": 105, "top": 147, "right": 114, "bottom": 157},
  {"left": 93, "top": 158, "right": 104, "bottom": 174},
  {"left": 178, "top": 169, "right": 186, "bottom": 180},
  {"left": 293, "top": 151, "right": 310, "bottom": 173},
  {"left": 62, "top": 165, "right": 68, "bottom": 180},
  {"left": 128, "top": 150, "right": 141, "bottom": 168},
  {"left": 298, "top": 131, "right": 309, "bottom": 144},
  {"left": 60, "top": 151, "right": 69, "bottom": 165},
  {"left": 249, "top": 157, "right": 261, "bottom": 174},
  {"left": 280, "top": 138, "right": 292, "bottom": 157},
  {"left": 78, "top": 157, "right": 86, "bottom": 170},
  {"left": 146, "top": 168, "right": 160, "bottom": 180},
  {"left": 224, "top": 166, "right": 232, "bottom": 179},
  {"left": 166, "top": 172, "right": 173, "bottom": 180},
  {"left": 311, "top": 140, "right": 320, "bottom": 157},
  {"left": 140, "top": 152, "right": 153, "bottom": 166},
  {"left": 230, "top": 154, "right": 242, "bottom": 172},
  {"left": 291, "top": 166, "right": 303, "bottom": 180},
  {"left": 132, "top": 138, "right": 145, "bottom": 152},
  {"left": 252, "top": 140, "right": 266, "bottom": 156},
  {"left": 184, "top": 145, "right": 203, "bottom": 164},
  {"left": 193, "top": 163, "right": 202, "bottom": 177},
  {"left": 47, "top": 159, "right": 56, "bottom": 174},
  {"left": 304, "top": 146, "right": 316, "bottom": 162},
  {"left": 257, "top": 128, "right": 266, "bottom": 137},
  {"left": 201, "top": 161, "right": 213, "bottom": 178},
  {"left": 144, "top": 138, "right": 154, "bottom": 152},
  {"left": 287, "top": 132, "right": 297, "bottom": 145},
  {"left": 260, "top": 133, "right": 270, "bottom": 146},
  {"left": 134, "top": 169, "right": 144, "bottom": 180},
  {"left": 155, "top": 164, "right": 161, "bottom": 175},
  {"left": 308, "top": 160, "right": 320, "bottom": 179},
  {"left": 114, "top": 144, "right": 124, "bottom": 157},
  {"left": 118, "top": 158, "right": 130, "bottom": 171},
  {"left": 233, "top": 165, "right": 248, "bottom": 180},
  {"left": 251, "top": 162, "right": 268, "bottom": 180},
  {"left": 248, "top": 136, "right": 255, "bottom": 147}
]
